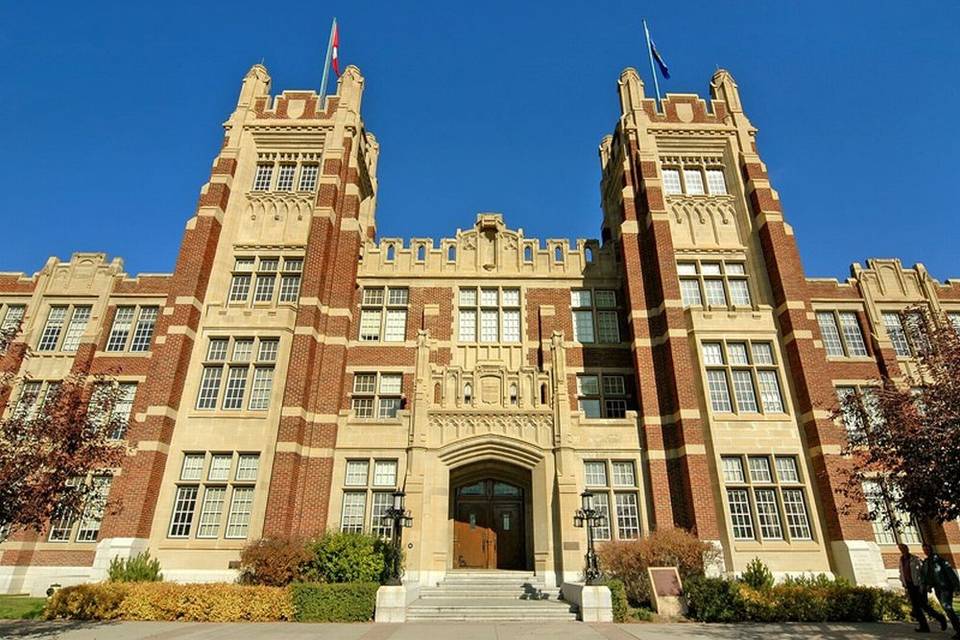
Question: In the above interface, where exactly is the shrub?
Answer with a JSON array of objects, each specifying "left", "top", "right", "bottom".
[
  {"left": 302, "top": 532, "right": 390, "bottom": 584},
  {"left": 239, "top": 537, "right": 310, "bottom": 586},
  {"left": 603, "top": 579, "right": 628, "bottom": 623},
  {"left": 290, "top": 582, "right": 378, "bottom": 622},
  {"left": 740, "top": 557, "right": 774, "bottom": 591},
  {"left": 683, "top": 576, "right": 744, "bottom": 623},
  {"left": 45, "top": 583, "right": 130, "bottom": 620},
  {"left": 108, "top": 550, "right": 163, "bottom": 583},
  {"left": 629, "top": 606, "right": 654, "bottom": 621},
  {"left": 598, "top": 527, "right": 717, "bottom": 605},
  {"left": 119, "top": 582, "right": 293, "bottom": 621}
]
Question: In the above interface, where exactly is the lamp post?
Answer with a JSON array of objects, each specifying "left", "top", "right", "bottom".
[
  {"left": 381, "top": 489, "right": 413, "bottom": 586},
  {"left": 573, "top": 490, "right": 605, "bottom": 585}
]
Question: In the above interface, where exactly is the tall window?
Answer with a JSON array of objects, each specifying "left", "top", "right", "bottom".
[
  {"left": 0, "top": 304, "right": 25, "bottom": 334},
  {"left": 359, "top": 287, "right": 408, "bottom": 342},
  {"left": 168, "top": 452, "right": 260, "bottom": 539},
  {"left": 861, "top": 480, "right": 922, "bottom": 545},
  {"left": 251, "top": 161, "right": 319, "bottom": 192},
  {"left": 196, "top": 337, "right": 278, "bottom": 411},
  {"left": 340, "top": 458, "right": 399, "bottom": 538},
  {"left": 661, "top": 164, "right": 728, "bottom": 196},
  {"left": 275, "top": 164, "right": 296, "bottom": 191},
  {"left": 14, "top": 380, "right": 62, "bottom": 420},
  {"left": 229, "top": 256, "right": 303, "bottom": 306},
  {"left": 701, "top": 341, "right": 784, "bottom": 415},
  {"left": 457, "top": 287, "right": 521, "bottom": 343},
  {"left": 92, "top": 381, "right": 138, "bottom": 440},
  {"left": 570, "top": 289, "right": 620, "bottom": 344},
  {"left": 816, "top": 310, "right": 868, "bottom": 357},
  {"left": 49, "top": 475, "right": 112, "bottom": 543},
  {"left": 583, "top": 460, "right": 641, "bottom": 540},
  {"left": 721, "top": 454, "right": 812, "bottom": 542},
  {"left": 677, "top": 260, "right": 751, "bottom": 308},
  {"left": 882, "top": 311, "right": 925, "bottom": 358},
  {"left": 252, "top": 163, "right": 274, "bottom": 191},
  {"left": 298, "top": 165, "right": 319, "bottom": 191},
  {"left": 351, "top": 372, "right": 403, "bottom": 418},
  {"left": 38, "top": 305, "right": 93, "bottom": 352},
  {"left": 106, "top": 306, "right": 159, "bottom": 352},
  {"left": 577, "top": 374, "right": 628, "bottom": 418},
  {"left": 835, "top": 385, "right": 882, "bottom": 439}
]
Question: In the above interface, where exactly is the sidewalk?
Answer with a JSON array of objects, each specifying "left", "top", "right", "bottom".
[{"left": 0, "top": 620, "right": 925, "bottom": 639}]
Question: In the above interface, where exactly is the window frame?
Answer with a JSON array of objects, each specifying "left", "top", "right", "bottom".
[
  {"left": 677, "top": 259, "right": 752, "bottom": 310},
  {"left": 582, "top": 459, "right": 641, "bottom": 541},
  {"left": 167, "top": 452, "right": 259, "bottom": 540},
  {"left": 339, "top": 457, "right": 400, "bottom": 539},
  {"left": 457, "top": 286, "right": 522, "bottom": 344},
  {"left": 359, "top": 287, "right": 409, "bottom": 343},
  {"left": 570, "top": 289, "right": 621, "bottom": 345},
  {"left": 350, "top": 372, "right": 404, "bottom": 419},
  {"left": 576, "top": 373, "right": 629, "bottom": 418},
  {"left": 195, "top": 336, "right": 279, "bottom": 412},
  {"left": 701, "top": 340, "right": 785, "bottom": 415}
]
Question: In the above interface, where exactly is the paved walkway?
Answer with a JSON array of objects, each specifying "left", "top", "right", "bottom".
[{"left": 0, "top": 620, "right": 929, "bottom": 639}]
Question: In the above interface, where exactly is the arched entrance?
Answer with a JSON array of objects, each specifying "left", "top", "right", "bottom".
[{"left": 449, "top": 462, "right": 532, "bottom": 570}]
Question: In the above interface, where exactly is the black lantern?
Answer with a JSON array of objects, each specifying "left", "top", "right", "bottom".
[
  {"left": 572, "top": 490, "right": 605, "bottom": 585},
  {"left": 381, "top": 489, "right": 413, "bottom": 585}
]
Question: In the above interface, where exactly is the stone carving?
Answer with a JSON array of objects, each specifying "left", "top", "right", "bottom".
[{"left": 428, "top": 410, "right": 554, "bottom": 448}]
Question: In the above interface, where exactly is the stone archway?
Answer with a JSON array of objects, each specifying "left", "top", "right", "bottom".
[{"left": 449, "top": 460, "right": 533, "bottom": 571}]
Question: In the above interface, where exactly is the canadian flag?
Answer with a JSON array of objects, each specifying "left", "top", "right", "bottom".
[{"left": 331, "top": 22, "right": 341, "bottom": 77}]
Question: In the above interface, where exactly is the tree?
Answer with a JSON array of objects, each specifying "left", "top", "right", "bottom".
[
  {"left": 837, "top": 309, "right": 960, "bottom": 539},
  {"left": 0, "top": 321, "right": 127, "bottom": 541}
]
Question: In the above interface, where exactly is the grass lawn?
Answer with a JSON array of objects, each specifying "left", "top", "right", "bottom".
[{"left": 0, "top": 595, "right": 46, "bottom": 619}]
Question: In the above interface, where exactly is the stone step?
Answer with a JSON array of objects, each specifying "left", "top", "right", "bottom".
[
  {"left": 405, "top": 599, "right": 578, "bottom": 622},
  {"left": 418, "top": 590, "right": 561, "bottom": 600},
  {"left": 439, "top": 572, "right": 538, "bottom": 582}
]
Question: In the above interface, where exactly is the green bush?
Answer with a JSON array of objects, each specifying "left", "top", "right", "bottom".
[
  {"left": 108, "top": 550, "right": 163, "bottom": 583},
  {"left": 45, "top": 583, "right": 130, "bottom": 620},
  {"left": 302, "top": 532, "right": 391, "bottom": 584},
  {"left": 239, "top": 537, "right": 310, "bottom": 586},
  {"left": 629, "top": 606, "right": 654, "bottom": 621},
  {"left": 290, "top": 582, "right": 378, "bottom": 622},
  {"left": 603, "top": 579, "right": 628, "bottom": 623},
  {"left": 683, "top": 576, "right": 744, "bottom": 623},
  {"left": 684, "top": 575, "right": 908, "bottom": 623},
  {"left": 740, "top": 557, "right": 774, "bottom": 591}
]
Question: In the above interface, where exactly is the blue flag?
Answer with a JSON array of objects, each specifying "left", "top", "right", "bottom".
[{"left": 651, "top": 41, "right": 670, "bottom": 79}]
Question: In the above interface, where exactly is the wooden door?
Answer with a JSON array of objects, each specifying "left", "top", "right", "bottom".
[
  {"left": 492, "top": 504, "right": 524, "bottom": 570},
  {"left": 454, "top": 502, "right": 494, "bottom": 568}
]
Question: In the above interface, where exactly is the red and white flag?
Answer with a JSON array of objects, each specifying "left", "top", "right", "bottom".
[{"left": 331, "top": 22, "right": 341, "bottom": 77}]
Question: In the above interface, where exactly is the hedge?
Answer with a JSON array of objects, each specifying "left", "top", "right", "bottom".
[
  {"left": 45, "top": 583, "right": 130, "bottom": 621},
  {"left": 603, "top": 579, "right": 629, "bottom": 623},
  {"left": 685, "top": 575, "right": 908, "bottom": 623},
  {"left": 291, "top": 582, "right": 379, "bottom": 622},
  {"left": 118, "top": 583, "right": 294, "bottom": 621}
]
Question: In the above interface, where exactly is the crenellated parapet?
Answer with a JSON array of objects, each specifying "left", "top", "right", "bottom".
[{"left": 359, "top": 213, "right": 618, "bottom": 278}]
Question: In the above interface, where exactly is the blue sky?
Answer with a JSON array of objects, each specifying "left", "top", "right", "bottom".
[{"left": 1, "top": 2, "right": 957, "bottom": 280}]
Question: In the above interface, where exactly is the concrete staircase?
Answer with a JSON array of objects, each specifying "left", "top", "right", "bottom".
[{"left": 405, "top": 570, "right": 578, "bottom": 621}]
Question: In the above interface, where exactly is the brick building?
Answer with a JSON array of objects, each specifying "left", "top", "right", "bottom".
[{"left": 1, "top": 63, "right": 957, "bottom": 597}]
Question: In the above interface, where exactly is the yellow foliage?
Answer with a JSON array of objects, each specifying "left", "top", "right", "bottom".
[{"left": 118, "top": 582, "right": 293, "bottom": 621}]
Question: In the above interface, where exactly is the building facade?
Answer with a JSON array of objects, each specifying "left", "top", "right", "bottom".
[{"left": 1, "top": 64, "right": 958, "bottom": 596}]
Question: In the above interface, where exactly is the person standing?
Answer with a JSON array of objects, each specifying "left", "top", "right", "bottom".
[
  {"left": 922, "top": 542, "right": 960, "bottom": 639},
  {"left": 900, "top": 543, "right": 947, "bottom": 633}
]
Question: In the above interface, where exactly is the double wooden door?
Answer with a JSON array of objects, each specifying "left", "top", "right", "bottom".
[{"left": 453, "top": 481, "right": 525, "bottom": 570}]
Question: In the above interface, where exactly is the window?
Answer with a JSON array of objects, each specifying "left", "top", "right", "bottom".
[
  {"left": 577, "top": 374, "right": 629, "bottom": 418},
  {"left": 862, "top": 480, "right": 921, "bottom": 545},
  {"left": 48, "top": 475, "right": 112, "bottom": 543},
  {"left": 948, "top": 312, "right": 960, "bottom": 333},
  {"left": 661, "top": 163, "right": 729, "bottom": 196},
  {"left": 0, "top": 304, "right": 25, "bottom": 334},
  {"left": 720, "top": 454, "right": 812, "bottom": 542},
  {"left": 229, "top": 256, "right": 303, "bottom": 306},
  {"left": 275, "top": 164, "right": 296, "bottom": 191},
  {"left": 37, "top": 306, "right": 67, "bottom": 351},
  {"left": 339, "top": 458, "right": 400, "bottom": 538},
  {"left": 252, "top": 163, "right": 274, "bottom": 191},
  {"left": 94, "top": 382, "right": 137, "bottom": 440},
  {"left": 168, "top": 452, "right": 259, "bottom": 539},
  {"left": 570, "top": 289, "right": 620, "bottom": 344},
  {"left": 835, "top": 385, "right": 882, "bottom": 439},
  {"left": 458, "top": 287, "right": 521, "bottom": 343},
  {"left": 15, "top": 380, "right": 61, "bottom": 420},
  {"left": 351, "top": 372, "right": 403, "bottom": 418},
  {"left": 196, "top": 336, "right": 278, "bottom": 411},
  {"left": 701, "top": 341, "right": 784, "bottom": 414},
  {"left": 298, "top": 165, "right": 319, "bottom": 191},
  {"left": 677, "top": 260, "right": 751, "bottom": 309},
  {"left": 583, "top": 460, "right": 641, "bottom": 540},
  {"left": 359, "top": 287, "right": 408, "bottom": 342},
  {"left": 882, "top": 312, "right": 912, "bottom": 357},
  {"left": 60, "top": 306, "right": 91, "bottom": 352},
  {"left": 105, "top": 306, "right": 159, "bottom": 352},
  {"left": 816, "top": 310, "right": 867, "bottom": 357}
]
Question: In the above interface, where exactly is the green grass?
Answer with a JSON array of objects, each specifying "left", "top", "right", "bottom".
[{"left": 0, "top": 595, "right": 46, "bottom": 619}]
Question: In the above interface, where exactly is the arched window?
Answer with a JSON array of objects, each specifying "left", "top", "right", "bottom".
[
  {"left": 509, "top": 383, "right": 518, "bottom": 405},
  {"left": 386, "top": 245, "right": 395, "bottom": 261},
  {"left": 554, "top": 246, "right": 563, "bottom": 263},
  {"left": 434, "top": 383, "right": 441, "bottom": 404},
  {"left": 464, "top": 383, "right": 473, "bottom": 404},
  {"left": 447, "top": 245, "right": 456, "bottom": 262},
  {"left": 540, "top": 383, "right": 548, "bottom": 405},
  {"left": 524, "top": 246, "right": 533, "bottom": 262},
  {"left": 417, "top": 245, "right": 426, "bottom": 261},
  {"left": 585, "top": 247, "right": 594, "bottom": 263}
]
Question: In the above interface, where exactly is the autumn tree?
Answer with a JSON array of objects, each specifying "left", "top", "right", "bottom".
[
  {"left": 838, "top": 309, "right": 960, "bottom": 540},
  {"left": 0, "top": 319, "right": 127, "bottom": 541}
]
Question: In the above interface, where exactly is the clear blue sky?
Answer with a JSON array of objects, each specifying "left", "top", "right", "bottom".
[{"left": 1, "top": 2, "right": 957, "bottom": 280}]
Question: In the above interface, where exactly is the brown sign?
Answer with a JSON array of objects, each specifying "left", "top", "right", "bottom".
[{"left": 649, "top": 567, "right": 683, "bottom": 597}]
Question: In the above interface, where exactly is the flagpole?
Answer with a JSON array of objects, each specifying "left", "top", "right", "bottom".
[
  {"left": 319, "top": 17, "right": 337, "bottom": 106},
  {"left": 642, "top": 19, "right": 661, "bottom": 103}
]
